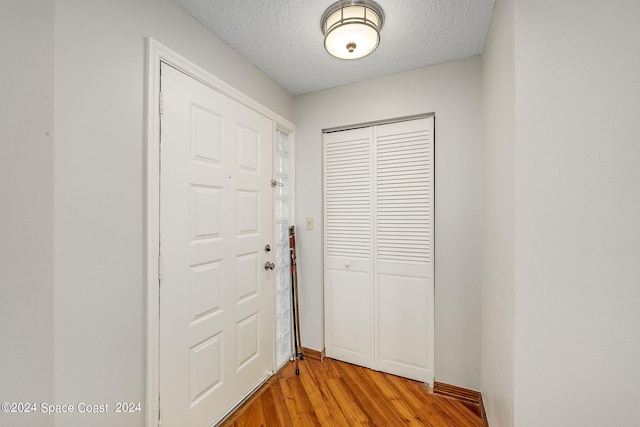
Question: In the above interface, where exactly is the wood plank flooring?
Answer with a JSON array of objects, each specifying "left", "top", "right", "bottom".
[{"left": 219, "top": 357, "right": 482, "bottom": 427}]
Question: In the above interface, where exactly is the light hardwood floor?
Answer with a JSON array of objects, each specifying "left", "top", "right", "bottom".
[{"left": 220, "top": 357, "right": 482, "bottom": 426}]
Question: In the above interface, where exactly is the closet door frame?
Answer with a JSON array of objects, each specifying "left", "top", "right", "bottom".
[{"left": 322, "top": 114, "right": 435, "bottom": 384}]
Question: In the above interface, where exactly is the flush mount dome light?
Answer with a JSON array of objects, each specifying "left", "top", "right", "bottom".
[{"left": 321, "top": 0, "right": 384, "bottom": 60}]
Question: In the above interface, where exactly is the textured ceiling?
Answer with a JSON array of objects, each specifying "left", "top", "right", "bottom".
[{"left": 175, "top": 0, "right": 496, "bottom": 95}]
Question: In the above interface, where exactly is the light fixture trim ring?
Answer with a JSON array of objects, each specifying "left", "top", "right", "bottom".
[{"left": 320, "top": 0, "right": 385, "bottom": 34}]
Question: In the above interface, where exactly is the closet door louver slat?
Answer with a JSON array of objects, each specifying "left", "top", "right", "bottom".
[
  {"left": 376, "top": 128, "right": 432, "bottom": 265},
  {"left": 324, "top": 134, "right": 372, "bottom": 260}
]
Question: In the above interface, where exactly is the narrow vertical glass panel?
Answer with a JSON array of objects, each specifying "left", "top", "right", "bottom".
[{"left": 274, "top": 129, "right": 292, "bottom": 364}]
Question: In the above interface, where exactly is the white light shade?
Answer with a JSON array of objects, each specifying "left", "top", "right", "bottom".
[{"left": 322, "top": 1, "right": 384, "bottom": 60}]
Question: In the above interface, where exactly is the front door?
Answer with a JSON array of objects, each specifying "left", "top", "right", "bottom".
[{"left": 159, "top": 63, "right": 274, "bottom": 426}]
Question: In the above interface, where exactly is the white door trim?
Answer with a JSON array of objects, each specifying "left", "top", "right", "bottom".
[{"left": 144, "top": 38, "right": 294, "bottom": 427}]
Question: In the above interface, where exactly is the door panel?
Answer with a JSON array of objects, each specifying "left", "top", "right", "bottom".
[
  {"left": 159, "top": 63, "right": 274, "bottom": 427},
  {"left": 323, "top": 127, "right": 374, "bottom": 368},
  {"left": 374, "top": 118, "right": 434, "bottom": 383},
  {"left": 325, "top": 268, "right": 373, "bottom": 367},
  {"left": 376, "top": 272, "right": 433, "bottom": 380}
]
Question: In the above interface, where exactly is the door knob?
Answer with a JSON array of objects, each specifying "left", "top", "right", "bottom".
[{"left": 264, "top": 261, "right": 275, "bottom": 271}]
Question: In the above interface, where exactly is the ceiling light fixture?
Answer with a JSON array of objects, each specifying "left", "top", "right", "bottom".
[{"left": 321, "top": 0, "right": 385, "bottom": 60}]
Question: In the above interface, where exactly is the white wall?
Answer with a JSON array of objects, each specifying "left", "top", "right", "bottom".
[
  {"left": 513, "top": 0, "right": 640, "bottom": 425},
  {"left": 294, "top": 57, "right": 483, "bottom": 390},
  {"left": 52, "top": 1, "right": 293, "bottom": 426},
  {"left": 0, "top": 1, "right": 55, "bottom": 426},
  {"left": 480, "top": 0, "right": 515, "bottom": 425}
]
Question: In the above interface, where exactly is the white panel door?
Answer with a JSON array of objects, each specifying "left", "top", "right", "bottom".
[
  {"left": 323, "top": 117, "right": 434, "bottom": 383},
  {"left": 159, "top": 63, "right": 274, "bottom": 427},
  {"left": 324, "top": 127, "right": 374, "bottom": 368}
]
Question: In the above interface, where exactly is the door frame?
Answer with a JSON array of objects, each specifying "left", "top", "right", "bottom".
[
  {"left": 321, "top": 114, "right": 436, "bottom": 384},
  {"left": 144, "top": 38, "right": 295, "bottom": 427}
]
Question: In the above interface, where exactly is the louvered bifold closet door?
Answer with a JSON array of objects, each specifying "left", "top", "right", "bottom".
[
  {"left": 323, "top": 127, "right": 374, "bottom": 368},
  {"left": 374, "top": 117, "right": 434, "bottom": 383}
]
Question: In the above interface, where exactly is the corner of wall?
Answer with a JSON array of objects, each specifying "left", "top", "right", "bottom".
[{"left": 480, "top": 0, "right": 516, "bottom": 425}]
